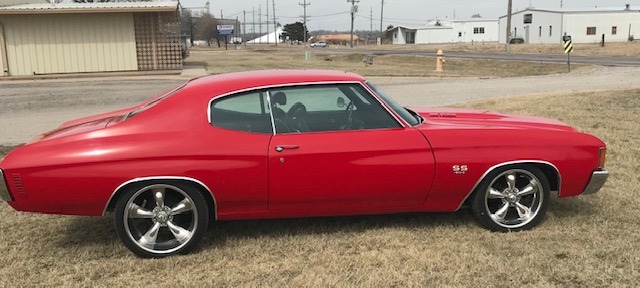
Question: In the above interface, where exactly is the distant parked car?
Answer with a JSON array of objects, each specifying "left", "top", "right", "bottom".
[
  {"left": 510, "top": 37, "right": 525, "bottom": 44},
  {"left": 310, "top": 41, "right": 329, "bottom": 48}
]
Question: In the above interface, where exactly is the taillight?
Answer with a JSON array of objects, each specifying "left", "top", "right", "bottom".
[{"left": 598, "top": 148, "right": 607, "bottom": 169}]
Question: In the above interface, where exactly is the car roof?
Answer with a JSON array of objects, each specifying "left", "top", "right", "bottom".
[{"left": 184, "top": 69, "right": 366, "bottom": 98}]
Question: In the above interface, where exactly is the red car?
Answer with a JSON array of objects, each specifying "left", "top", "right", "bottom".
[{"left": 0, "top": 70, "right": 608, "bottom": 257}]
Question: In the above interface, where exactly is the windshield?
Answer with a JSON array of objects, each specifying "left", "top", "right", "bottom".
[
  {"left": 366, "top": 82, "right": 421, "bottom": 126},
  {"left": 124, "top": 82, "right": 188, "bottom": 120}
]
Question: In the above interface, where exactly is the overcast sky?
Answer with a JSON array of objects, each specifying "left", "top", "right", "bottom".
[{"left": 179, "top": 0, "right": 640, "bottom": 31}]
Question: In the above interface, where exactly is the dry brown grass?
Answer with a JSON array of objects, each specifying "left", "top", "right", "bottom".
[
  {"left": 1, "top": 89, "right": 638, "bottom": 286},
  {"left": 359, "top": 42, "right": 640, "bottom": 57},
  {"left": 186, "top": 46, "right": 584, "bottom": 78}
]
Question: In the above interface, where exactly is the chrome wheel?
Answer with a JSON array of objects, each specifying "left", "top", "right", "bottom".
[
  {"left": 471, "top": 166, "right": 550, "bottom": 232},
  {"left": 115, "top": 182, "right": 208, "bottom": 257}
]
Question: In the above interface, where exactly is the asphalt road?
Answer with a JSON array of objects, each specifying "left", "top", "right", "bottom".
[{"left": 349, "top": 48, "right": 640, "bottom": 67}]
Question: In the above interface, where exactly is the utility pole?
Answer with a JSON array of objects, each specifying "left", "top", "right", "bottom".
[
  {"left": 348, "top": 0, "right": 359, "bottom": 48},
  {"left": 221, "top": 9, "right": 223, "bottom": 19},
  {"left": 258, "top": 5, "right": 262, "bottom": 43},
  {"left": 299, "top": 0, "right": 310, "bottom": 45},
  {"left": 506, "top": 0, "right": 513, "bottom": 52},
  {"left": 380, "top": 0, "right": 385, "bottom": 40},
  {"left": 266, "top": 0, "right": 270, "bottom": 44},
  {"left": 273, "top": 0, "right": 277, "bottom": 46},
  {"left": 243, "top": 11, "right": 246, "bottom": 47},
  {"left": 252, "top": 7, "right": 256, "bottom": 35},
  {"left": 370, "top": 7, "right": 373, "bottom": 33}
]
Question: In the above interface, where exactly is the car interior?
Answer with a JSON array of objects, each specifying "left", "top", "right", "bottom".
[{"left": 210, "top": 84, "right": 400, "bottom": 134}]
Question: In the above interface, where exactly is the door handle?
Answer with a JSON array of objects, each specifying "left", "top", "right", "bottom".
[{"left": 275, "top": 145, "right": 300, "bottom": 152}]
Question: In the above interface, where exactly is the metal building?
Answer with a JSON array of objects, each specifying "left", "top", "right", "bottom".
[
  {"left": 0, "top": 1, "right": 182, "bottom": 77},
  {"left": 389, "top": 19, "right": 499, "bottom": 45},
  {"left": 499, "top": 5, "right": 640, "bottom": 44}
]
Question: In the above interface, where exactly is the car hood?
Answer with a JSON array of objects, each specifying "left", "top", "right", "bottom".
[{"left": 411, "top": 107, "right": 577, "bottom": 132}]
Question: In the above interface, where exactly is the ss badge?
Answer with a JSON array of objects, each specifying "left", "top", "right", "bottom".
[{"left": 453, "top": 165, "right": 468, "bottom": 175}]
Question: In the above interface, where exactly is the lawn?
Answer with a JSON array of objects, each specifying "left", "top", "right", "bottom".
[
  {"left": 185, "top": 46, "right": 583, "bottom": 78},
  {"left": 0, "top": 89, "right": 638, "bottom": 286},
  {"left": 359, "top": 41, "right": 640, "bottom": 57}
]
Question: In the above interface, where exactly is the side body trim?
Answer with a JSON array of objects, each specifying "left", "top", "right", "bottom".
[
  {"left": 455, "top": 160, "right": 562, "bottom": 210},
  {"left": 102, "top": 176, "right": 217, "bottom": 219}
]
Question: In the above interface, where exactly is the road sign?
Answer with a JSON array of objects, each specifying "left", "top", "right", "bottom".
[
  {"left": 564, "top": 40, "right": 573, "bottom": 54},
  {"left": 217, "top": 25, "right": 234, "bottom": 30},
  {"left": 563, "top": 36, "right": 573, "bottom": 72},
  {"left": 217, "top": 25, "right": 234, "bottom": 36}
]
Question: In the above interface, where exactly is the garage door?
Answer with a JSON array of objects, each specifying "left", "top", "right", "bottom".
[{"left": 0, "top": 13, "right": 138, "bottom": 76}]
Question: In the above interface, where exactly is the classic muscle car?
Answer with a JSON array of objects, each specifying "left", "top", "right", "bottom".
[{"left": 0, "top": 70, "right": 608, "bottom": 257}]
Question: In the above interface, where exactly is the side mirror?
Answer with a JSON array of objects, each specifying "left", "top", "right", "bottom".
[{"left": 337, "top": 97, "right": 346, "bottom": 108}]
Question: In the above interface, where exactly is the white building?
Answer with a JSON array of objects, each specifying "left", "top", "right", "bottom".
[
  {"left": 499, "top": 5, "right": 640, "bottom": 44},
  {"left": 247, "top": 28, "right": 283, "bottom": 44},
  {"left": 390, "top": 19, "right": 499, "bottom": 44}
]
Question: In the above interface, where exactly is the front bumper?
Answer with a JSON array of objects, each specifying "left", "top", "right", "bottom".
[
  {"left": 0, "top": 169, "right": 13, "bottom": 202},
  {"left": 582, "top": 170, "right": 609, "bottom": 195}
]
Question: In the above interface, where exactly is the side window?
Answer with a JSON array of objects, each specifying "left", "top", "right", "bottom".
[
  {"left": 210, "top": 91, "right": 272, "bottom": 133},
  {"left": 268, "top": 84, "right": 400, "bottom": 134}
]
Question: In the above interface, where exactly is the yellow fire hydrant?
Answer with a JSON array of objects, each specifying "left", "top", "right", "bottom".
[{"left": 435, "top": 49, "right": 445, "bottom": 72}]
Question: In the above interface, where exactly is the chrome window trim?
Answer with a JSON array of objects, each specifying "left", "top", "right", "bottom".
[
  {"left": 361, "top": 80, "right": 411, "bottom": 127},
  {"left": 265, "top": 90, "right": 276, "bottom": 135},
  {"left": 455, "top": 160, "right": 562, "bottom": 211},
  {"left": 0, "top": 169, "right": 13, "bottom": 202},
  {"left": 102, "top": 176, "right": 218, "bottom": 219},
  {"left": 206, "top": 80, "right": 408, "bottom": 134}
]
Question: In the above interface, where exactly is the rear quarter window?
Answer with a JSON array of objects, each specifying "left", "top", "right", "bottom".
[{"left": 210, "top": 91, "right": 272, "bottom": 134}]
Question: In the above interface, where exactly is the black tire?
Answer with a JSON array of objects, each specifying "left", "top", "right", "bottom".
[
  {"left": 471, "top": 165, "right": 550, "bottom": 232},
  {"left": 114, "top": 182, "right": 209, "bottom": 258}
]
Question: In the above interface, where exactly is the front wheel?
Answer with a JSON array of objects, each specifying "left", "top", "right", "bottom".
[
  {"left": 114, "top": 182, "right": 209, "bottom": 258},
  {"left": 471, "top": 166, "right": 550, "bottom": 232}
]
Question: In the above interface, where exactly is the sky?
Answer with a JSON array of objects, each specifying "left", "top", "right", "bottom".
[{"left": 179, "top": 0, "right": 640, "bottom": 32}]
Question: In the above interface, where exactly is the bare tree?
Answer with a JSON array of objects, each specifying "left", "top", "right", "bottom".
[{"left": 196, "top": 13, "right": 219, "bottom": 46}]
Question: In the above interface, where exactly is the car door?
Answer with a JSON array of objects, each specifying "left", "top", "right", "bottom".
[
  {"left": 208, "top": 90, "right": 273, "bottom": 214},
  {"left": 267, "top": 83, "right": 435, "bottom": 214}
]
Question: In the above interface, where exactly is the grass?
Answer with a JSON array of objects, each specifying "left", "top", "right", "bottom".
[
  {"left": 0, "top": 89, "right": 638, "bottom": 286},
  {"left": 358, "top": 42, "right": 640, "bottom": 57},
  {"left": 186, "top": 46, "right": 584, "bottom": 78}
]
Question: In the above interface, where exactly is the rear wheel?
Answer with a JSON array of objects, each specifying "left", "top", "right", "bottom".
[
  {"left": 114, "top": 182, "right": 209, "bottom": 258},
  {"left": 471, "top": 166, "right": 549, "bottom": 232}
]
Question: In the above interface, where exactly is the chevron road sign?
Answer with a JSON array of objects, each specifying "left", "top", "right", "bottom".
[
  {"left": 564, "top": 40, "right": 573, "bottom": 54},
  {"left": 563, "top": 35, "right": 573, "bottom": 72}
]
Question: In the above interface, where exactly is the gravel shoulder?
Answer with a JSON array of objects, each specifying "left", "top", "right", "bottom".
[{"left": 1, "top": 66, "right": 639, "bottom": 145}]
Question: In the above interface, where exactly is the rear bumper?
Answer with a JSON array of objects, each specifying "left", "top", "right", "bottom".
[
  {"left": 582, "top": 170, "right": 609, "bottom": 195},
  {"left": 0, "top": 169, "right": 13, "bottom": 202}
]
